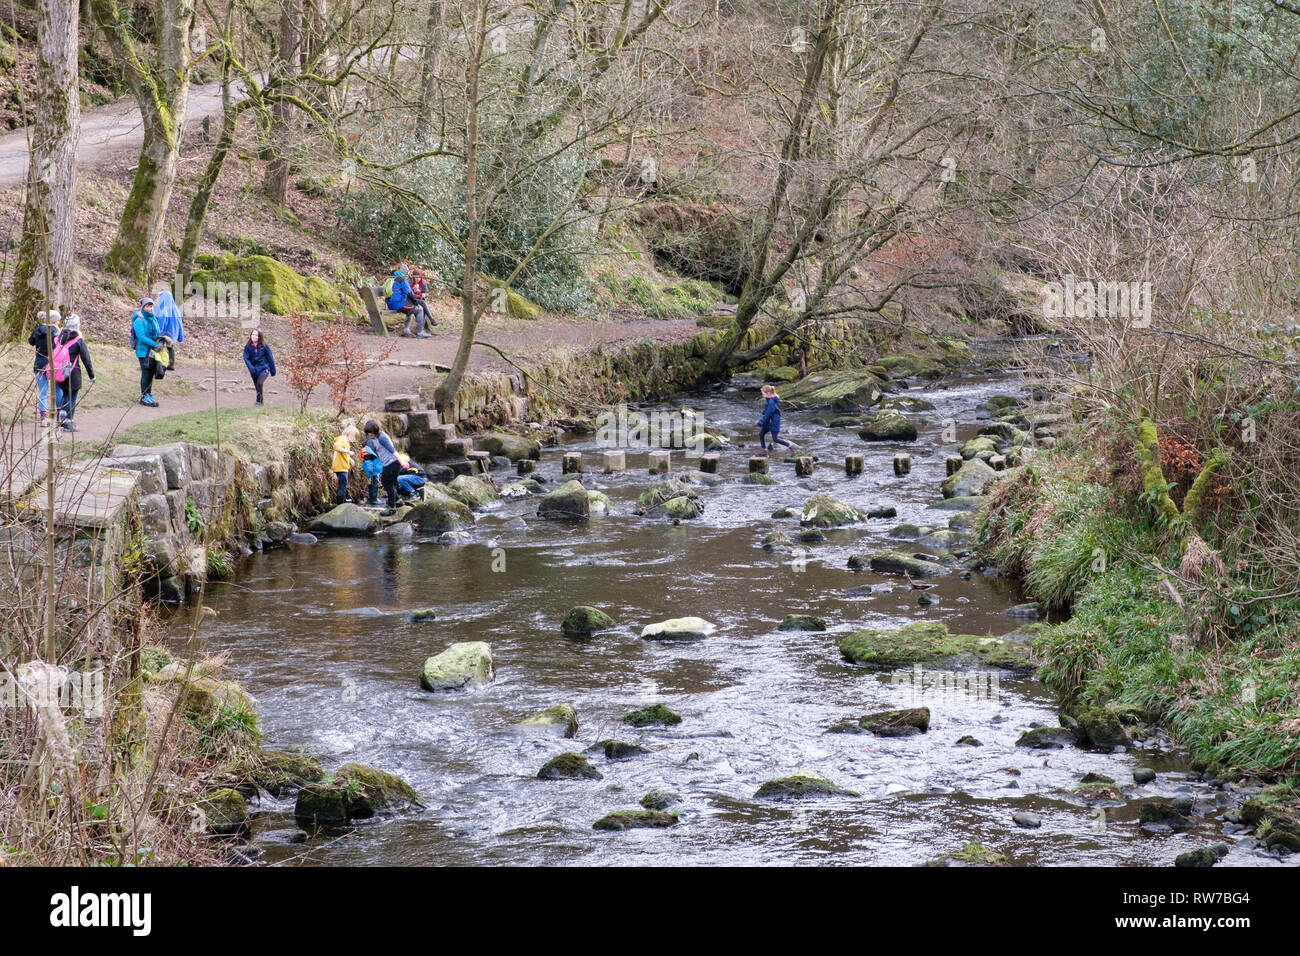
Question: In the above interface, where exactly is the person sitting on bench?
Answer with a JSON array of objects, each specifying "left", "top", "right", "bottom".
[{"left": 385, "top": 266, "right": 428, "bottom": 338}]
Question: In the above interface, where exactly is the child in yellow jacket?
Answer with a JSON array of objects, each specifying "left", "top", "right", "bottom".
[{"left": 332, "top": 425, "right": 359, "bottom": 503}]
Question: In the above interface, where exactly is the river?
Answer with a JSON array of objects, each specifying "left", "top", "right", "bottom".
[{"left": 175, "top": 366, "right": 1284, "bottom": 866}]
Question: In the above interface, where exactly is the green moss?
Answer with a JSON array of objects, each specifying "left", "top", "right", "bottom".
[
  {"left": 537, "top": 752, "right": 603, "bottom": 780},
  {"left": 754, "top": 773, "right": 858, "bottom": 799},
  {"left": 593, "top": 809, "right": 678, "bottom": 830},
  {"left": 190, "top": 253, "right": 356, "bottom": 315},
  {"left": 622, "top": 704, "right": 682, "bottom": 727},
  {"left": 839, "top": 622, "right": 1032, "bottom": 671},
  {"left": 561, "top": 605, "right": 615, "bottom": 637}
]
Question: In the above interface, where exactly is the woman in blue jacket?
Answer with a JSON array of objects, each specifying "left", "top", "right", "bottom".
[
  {"left": 243, "top": 329, "right": 277, "bottom": 406},
  {"left": 758, "top": 383, "right": 797, "bottom": 455},
  {"left": 132, "top": 297, "right": 162, "bottom": 407}
]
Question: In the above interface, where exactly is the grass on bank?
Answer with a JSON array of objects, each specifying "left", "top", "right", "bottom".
[
  {"left": 108, "top": 406, "right": 338, "bottom": 464},
  {"left": 978, "top": 453, "right": 1300, "bottom": 783}
]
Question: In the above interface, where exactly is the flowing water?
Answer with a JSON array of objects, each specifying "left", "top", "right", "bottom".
[{"left": 176, "top": 366, "right": 1287, "bottom": 866}]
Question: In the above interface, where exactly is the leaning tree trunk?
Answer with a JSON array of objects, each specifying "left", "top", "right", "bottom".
[
  {"left": 2, "top": 0, "right": 80, "bottom": 341},
  {"left": 104, "top": 110, "right": 184, "bottom": 283},
  {"left": 178, "top": 68, "right": 242, "bottom": 281},
  {"left": 265, "top": 0, "right": 304, "bottom": 204}
]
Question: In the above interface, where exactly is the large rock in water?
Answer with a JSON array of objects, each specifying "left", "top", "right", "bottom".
[
  {"left": 839, "top": 622, "right": 1032, "bottom": 671},
  {"left": 754, "top": 772, "right": 859, "bottom": 799},
  {"left": 445, "top": 475, "right": 498, "bottom": 510},
  {"left": 293, "top": 763, "right": 421, "bottom": 824},
  {"left": 308, "top": 503, "right": 378, "bottom": 536},
  {"left": 858, "top": 408, "right": 918, "bottom": 442},
  {"left": 800, "top": 493, "right": 864, "bottom": 528},
  {"left": 538, "top": 479, "right": 595, "bottom": 519},
  {"left": 537, "top": 753, "right": 603, "bottom": 780},
  {"left": 637, "top": 479, "right": 698, "bottom": 510},
  {"left": 593, "top": 809, "right": 679, "bottom": 831},
  {"left": 406, "top": 494, "right": 475, "bottom": 531},
  {"left": 641, "top": 617, "right": 716, "bottom": 641},
  {"left": 866, "top": 551, "right": 949, "bottom": 577},
  {"left": 654, "top": 495, "right": 702, "bottom": 519},
  {"left": 474, "top": 432, "right": 541, "bottom": 461},
  {"left": 779, "top": 371, "right": 883, "bottom": 411},
  {"left": 419, "top": 641, "right": 494, "bottom": 690},
  {"left": 520, "top": 704, "right": 579, "bottom": 738},
  {"left": 941, "top": 458, "right": 998, "bottom": 498},
  {"left": 561, "top": 605, "right": 615, "bottom": 637}
]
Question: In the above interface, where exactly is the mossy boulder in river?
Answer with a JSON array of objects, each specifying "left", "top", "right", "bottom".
[
  {"left": 641, "top": 617, "right": 715, "bottom": 641},
  {"left": 623, "top": 704, "right": 682, "bottom": 727},
  {"left": 308, "top": 503, "right": 378, "bottom": 536},
  {"left": 866, "top": 551, "right": 949, "bottom": 577},
  {"left": 520, "top": 704, "right": 579, "bottom": 738},
  {"left": 925, "top": 842, "right": 1009, "bottom": 867},
  {"left": 855, "top": 707, "right": 931, "bottom": 737},
  {"left": 840, "top": 622, "right": 1032, "bottom": 671},
  {"left": 640, "top": 789, "right": 682, "bottom": 811},
  {"left": 593, "top": 809, "right": 679, "bottom": 831},
  {"left": 1175, "top": 845, "right": 1229, "bottom": 868},
  {"left": 941, "top": 458, "right": 998, "bottom": 498},
  {"left": 637, "top": 479, "right": 698, "bottom": 510},
  {"left": 1071, "top": 705, "right": 1132, "bottom": 750},
  {"left": 294, "top": 763, "right": 421, "bottom": 824},
  {"left": 960, "top": 436, "right": 1000, "bottom": 461},
  {"left": 755, "top": 772, "right": 859, "bottom": 799},
  {"left": 777, "top": 614, "right": 826, "bottom": 631},
  {"left": 779, "top": 370, "right": 883, "bottom": 410},
  {"left": 1015, "top": 726, "right": 1083, "bottom": 749},
  {"left": 594, "top": 739, "right": 650, "bottom": 760},
  {"left": 419, "top": 641, "right": 494, "bottom": 691},
  {"left": 406, "top": 496, "right": 475, "bottom": 532},
  {"left": 445, "top": 475, "right": 498, "bottom": 510},
  {"left": 1139, "top": 800, "right": 1194, "bottom": 830},
  {"left": 800, "top": 493, "right": 864, "bottom": 528},
  {"left": 538, "top": 479, "right": 596, "bottom": 519},
  {"left": 653, "top": 495, "right": 703, "bottom": 519},
  {"left": 537, "top": 752, "right": 603, "bottom": 780},
  {"left": 858, "top": 408, "right": 918, "bottom": 442},
  {"left": 474, "top": 432, "right": 541, "bottom": 461},
  {"left": 561, "top": 605, "right": 615, "bottom": 637},
  {"left": 252, "top": 750, "right": 326, "bottom": 797},
  {"left": 762, "top": 530, "right": 794, "bottom": 552}
]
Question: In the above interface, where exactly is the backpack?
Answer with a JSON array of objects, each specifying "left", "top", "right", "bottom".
[
  {"left": 128, "top": 312, "right": 139, "bottom": 351},
  {"left": 52, "top": 336, "right": 79, "bottom": 383}
]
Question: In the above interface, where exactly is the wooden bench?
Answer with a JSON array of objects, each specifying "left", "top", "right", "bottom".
[{"left": 359, "top": 286, "right": 390, "bottom": 336}]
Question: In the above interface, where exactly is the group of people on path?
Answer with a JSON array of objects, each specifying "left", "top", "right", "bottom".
[
  {"left": 30, "top": 311, "right": 94, "bottom": 432},
  {"left": 332, "top": 421, "right": 426, "bottom": 516}
]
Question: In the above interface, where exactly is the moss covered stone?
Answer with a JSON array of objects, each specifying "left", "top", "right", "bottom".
[
  {"left": 941, "top": 458, "right": 999, "bottom": 498},
  {"left": 596, "top": 739, "right": 650, "bottom": 760},
  {"left": 419, "top": 641, "right": 494, "bottom": 691},
  {"left": 640, "top": 789, "right": 682, "bottom": 811},
  {"left": 800, "top": 493, "right": 864, "bottom": 528},
  {"left": 294, "top": 762, "right": 421, "bottom": 824},
  {"left": 1175, "top": 845, "right": 1228, "bottom": 868},
  {"left": 1072, "top": 706, "right": 1132, "bottom": 750},
  {"left": 537, "top": 752, "right": 603, "bottom": 780},
  {"left": 593, "top": 809, "right": 679, "bottom": 830},
  {"left": 199, "top": 788, "right": 251, "bottom": 835},
  {"left": 538, "top": 479, "right": 595, "bottom": 520},
  {"left": 840, "top": 621, "right": 1032, "bottom": 671},
  {"left": 866, "top": 551, "right": 949, "bottom": 577},
  {"left": 754, "top": 772, "right": 858, "bottom": 799},
  {"left": 777, "top": 614, "right": 827, "bottom": 631},
  {"left": 1139, "top": 800, "right": 1194, "bottom": 830},
  {"left": 445, "top": 475, "right": 498, "bottom": 510},
  {"left": 926, "top": 841, "right": 1009, "bottom": 866},
  {"left": 858, "top": 408, "right": 918, "bottom": 442},
  {"left": 561, "top": 605, "right": 615, "bottom": 637},
  {"left": 637, "top": 479, "right": 698, "bottom": 510},
  {"left": 520, "top": 704, "right": 579, "bottom": 738},
  {"left": 191, "top": 253, "right": 352, "bottom": 315},
  {"left": 779, "top": 371, "right": 883, "bottom": 410},
  {"left": 654, "top": 495, "right": 703, "bottom": 519},
  {"left": 1015, "top": 726, "right": 1082, "bottom": 749},
  {"left": 406, "top": 497, "right": 475, "bottom": 532},
  {"left": 623, "top": 704, "right": 682, "bottom": 727},
  {"left": 253, "top": 750, "right": 326, "bottom": 798}
]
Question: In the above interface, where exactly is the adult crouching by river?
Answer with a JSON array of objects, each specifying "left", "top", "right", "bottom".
[{"left": 243, "top": 329, "right": 277, "bottom": 407}]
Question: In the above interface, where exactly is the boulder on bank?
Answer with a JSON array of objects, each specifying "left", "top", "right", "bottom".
[
  {"left": 641, "top": 617, "right": 716, "bottom": 641},
  {"left": 593, "top": 809, "right": 679, "bottom": 831},
  {"left": 520, "top": 704, "right": 579, "bottom": 738},
  {"left": 865, "top": 551, "right": 949, "bottom": 577},
  {"left": 308, "top": 503, "right": 378, "bottom": 536},
  {"left": 537, "top": 753, "right": 603, "bottom": 780},
  {"left": 538, "top": 479, "right": 595, "bottom": 519},
  {"left": 253, "top": 750, "right": 326, "bottom": 798},
  {"left": 754, "top": 772, "right": 858, "bottom": 799},
  {"left": 941, "top": 458, "right": 998, "bottom": 498},
  {"left": 1072, "top": 705, "right": 1133, "bottom": 750},
  {"left": 418, "top": 641, "right": 494, "bottom": 691},
  {"left": 839, "top": 621, "right": 1032, "bottom": 671},
  {"left": 960, "top": 436, "right": 1000, "bottom": 461},
  {"left": 293, "top": 762, "right": 421, "bottom": 824},
  {"left": 858, "top": 408, "right": 918, "bottom": 442},
  {"left": 199, "top": 788, "right": 251, "bottom": 835},
  {"left": 445, "top": 475, "right": 498, "bottom": 510},
  {"left": 800, "top": 493, "right": 864, "bottom": 528},
  {"left": 561, "top": 605, "right": 615, "bottom": 637}
]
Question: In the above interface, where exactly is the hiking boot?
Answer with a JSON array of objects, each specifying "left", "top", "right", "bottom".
[
  {"left": 401, "top": 329, "right": 415, "bottom": 338},
  {"left": 380, "top": 508, "right": 396, "bottom": 517},
  {"left": 140, "top": 395, "right": 158, "bottom": 407},
  {"left": 61, "top": 421, "right": 78, "bottom": 432},
  {"left": 416, "top": 332, "right": 432, "bottom": 339}
]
